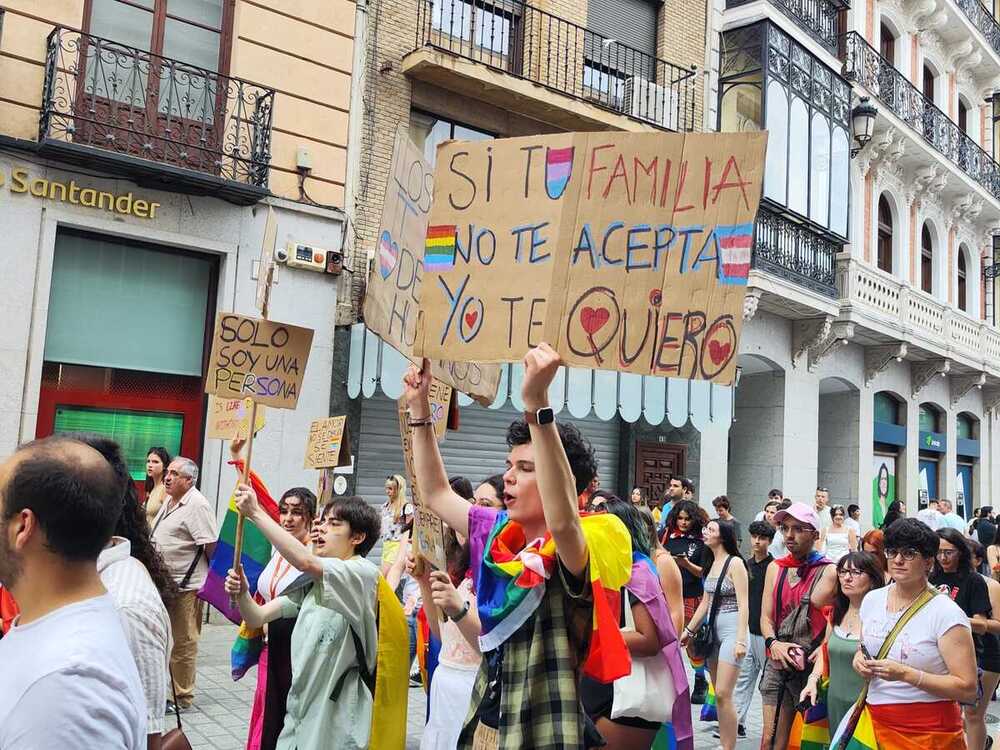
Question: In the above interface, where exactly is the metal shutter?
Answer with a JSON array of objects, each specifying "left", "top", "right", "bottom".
[
  {"left": 587, "top": 0, "right": 657, "bottom": 58},
  {"left": 355, "top": 395, "right": 621, "bottom": 515}
]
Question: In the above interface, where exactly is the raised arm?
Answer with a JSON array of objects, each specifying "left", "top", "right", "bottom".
[
  {"left": 521, "top": 343, "right": 588, "bottom": 578},
  {"left": 402, "top": 360, "right": 470, "bottom": 536},
  {"left": 235, "top": 484, "right": 323, "bottom": 579}
]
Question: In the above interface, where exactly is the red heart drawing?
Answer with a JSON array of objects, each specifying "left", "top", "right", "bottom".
[
  {"left": 708, "top": 339, "right": 732, "bottom": 365},
  {"left": 580, "top": 306, "right": 610, "bottom": 335},
  {"left": 464, "top": 310, "right": 479, "bottom": 330}
]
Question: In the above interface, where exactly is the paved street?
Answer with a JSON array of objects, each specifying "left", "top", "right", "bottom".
[{"left": 182, "top": 617, "right": 766, "bottom": 749}]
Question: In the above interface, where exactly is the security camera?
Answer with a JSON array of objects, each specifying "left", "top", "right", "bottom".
[{"left": 274, "top": 245, "right": 289, "bottom": 263}]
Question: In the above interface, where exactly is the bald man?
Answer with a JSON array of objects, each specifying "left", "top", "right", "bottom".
[{"left": 0, "top": 437, "right": 146, "bottom": 749}]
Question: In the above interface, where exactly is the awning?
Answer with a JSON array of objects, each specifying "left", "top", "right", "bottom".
[{"left": 346, "top": 324, "right": 733, "bottom": 431}]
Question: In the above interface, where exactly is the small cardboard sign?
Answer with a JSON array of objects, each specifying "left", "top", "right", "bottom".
[
  {"left": 205, "top": 313, "right": 314, "bottom": 410},
  {"left": 363, "top": 126, "right": 502, "bottom": 405},
  {"left": 397, "top": 396, "right": 448, "bottom": 570},
  {"left": 415, "top": 131, "right": 768, "bottom": 386},
  {"left": 304, "top": 416, "right": 351, "bottom": 469},
  {"left": 427, "top": 380, "right": 454, "bottom": 441},
  {"left": 206, "top": 396, "right": 267, "bottom": 440}
]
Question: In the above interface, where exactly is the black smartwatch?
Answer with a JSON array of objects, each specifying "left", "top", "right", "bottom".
[
  {"left": 525, "top": 406, "right": 555, "bottom": 425},
  {"left": 765, "top": 637, "right": 777, "bottom": 651}
]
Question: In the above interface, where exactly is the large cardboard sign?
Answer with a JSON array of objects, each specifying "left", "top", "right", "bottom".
[
  {"left": 363, "top": 127, "right": 502, "bottom": 404},
  {"left": 206, "top": 396, "right": 267, "bottom": 440},
  {"left": 304, "top": 416, "right": 351, "bottom": 469},
  {"left": 415, "top": 131, "right": 767, "bottom": 386},
  {"left": 397, "top": 397, "right": 448, "bottom": 571},
  {"left": 206, "top": 313, "right": 314, "bottom": 409}
]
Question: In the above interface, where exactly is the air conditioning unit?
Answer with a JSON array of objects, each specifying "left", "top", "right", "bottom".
[{"left": 623, "top": 76, "right": 678, "bottom": 130}]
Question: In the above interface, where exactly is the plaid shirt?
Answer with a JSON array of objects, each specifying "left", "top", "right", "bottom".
[{"left": 458, "top": 561, "right": 594, "bottom": 749}]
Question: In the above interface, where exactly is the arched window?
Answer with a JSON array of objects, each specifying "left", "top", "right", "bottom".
[
  {"left": 959, "top": 99, "right": 969, "bottom": 134},
  {"left": 958, "top": 249, "right": 968, "bottom": 311},
  {"left": 921, "top": 224, "right": 933, "bottom": 294},
  {"left": 880, "top": 23, "right": 895, "bottom": 63},
  {"left": 877, "top": 195, "right": 893, "bottom": 273},
  {"left": 923, "top": 64, "right": 935, "bottom": 102}
]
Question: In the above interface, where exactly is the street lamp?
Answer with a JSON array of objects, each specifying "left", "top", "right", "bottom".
[{"left": 850, "top": 97, "right": 877, "bottom": 157}]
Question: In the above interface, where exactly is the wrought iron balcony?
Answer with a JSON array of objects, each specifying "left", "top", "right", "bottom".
[
  {"left": 39, "top": 27, "right": 274, "bottom": 205},
  {"left": 413, "top": 0, "right": 697, "bottom": 131},
  {"left": 953, "top": 0, "right": 1000, "bottom": 60},
  {"left": 752, "top": 206, "right": 840, "bottom": 297},
  {"left": 842, "top": 32, "right": 1000, "bottom": 202},
  {"left": 726, "top": 0, "right": 845, "bottom": 55}
]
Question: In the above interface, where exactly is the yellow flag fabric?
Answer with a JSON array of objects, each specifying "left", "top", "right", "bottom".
[{"left": 369, "top": 575, "right": 409, "bottom": 750}]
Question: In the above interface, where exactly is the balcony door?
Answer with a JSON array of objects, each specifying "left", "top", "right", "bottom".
[{"left": 78, "top": 0, "right": 234, "bottom": 172}]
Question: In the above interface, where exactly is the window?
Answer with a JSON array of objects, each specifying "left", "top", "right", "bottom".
[
  {"left": 877, "top": 195, "right": 893, "bottom": 273},
  {"left": 879, "top": 23, "right": 895, "bottom": 63},
  {"left": 85, "top": 0, "right": 231, "bottom": 122},
  {"left": 957, "top": 413, "right": 976, "bottom": 440},
  {"left": 410, "top": 111, "right": 494, "bottom": 165},
  {"left": 430, "top": 0, "right": 519, "bottom": 61},
  {"left": 959, "top": 99, "right": 968, "bottom": 134},
  {"left": 958, "top": 249, "right": 968, "bottom": 312},
  {"left": 583, "top": 62, "right": 626, "bottom": 108},
  {"left": 922, "top": 64, "right": 935, "bottom": 102},
  {"left": 921, "top": 224, "right": 934, "bottom": 294},
  {"left": 874, "top": 391, "right": 903, "bottom": 424},
  {"left": 919, "top": 404, "right": 940, "bottom": 433}
]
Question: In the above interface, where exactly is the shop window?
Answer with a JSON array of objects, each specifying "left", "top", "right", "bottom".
[
  {"left": 879, "top": 23, "right": 895, "bottom": 64},
  {"left": 877, "top": 195, "right": 893, "bottom": 273},
  {"left": 921, "top": 224, "right": 934, "bottom": 294},
  {"left": 958, "top": 248, "right": 968, "bottom": 312}
]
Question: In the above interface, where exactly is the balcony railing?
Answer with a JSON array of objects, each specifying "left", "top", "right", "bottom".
[
  {"left": 726, "top": 0, "right": 844, "bottom": 55},
  {"left": 414, "top": 0, "right": 697, "bottom": 131},
  {"left": 953, "top": 0, "right": 1000, "bottom": 61},
  {"left": 751, "top": 207, "right": 840, "bottom": 298},
  {"left": 842, "top": 32, "right": 1000, "bottom": 202},
  {"left": 39, "top": 27, "right": 275, "bottom": 203}
]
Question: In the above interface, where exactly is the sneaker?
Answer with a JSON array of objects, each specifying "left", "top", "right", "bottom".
[
  {"left": 738, "top": 724, "right": 747, "bottom": 738},
  {"left": 691, "top": 674, "right": 708, "bottom": 704},
  {"left": 408, "top": 672, "right": 422, "bottom": 688}
]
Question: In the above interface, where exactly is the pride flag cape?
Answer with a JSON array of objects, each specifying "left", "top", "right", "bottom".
[
  {"left": 198, "top": 459, "right": 280, "bottom": 624},
  {"left": 473, "top": 510, "right": 633, "bottom": 683}
]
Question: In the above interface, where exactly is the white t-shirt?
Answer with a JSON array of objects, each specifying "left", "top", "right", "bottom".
[
  {"left": 845, "top": 517, "right": 862, "bottom": 541},
  {"left": 915, "top": 508, "right": 942, "bottom": 531},
  {"left": 0, "top": 594, "right": 147, "bottom": 749},
  {"left": 859, "top": 586, "right": 970, "bottom": 705},
  {"left": 815, "top": 505, "right": 833, "bottom": 532}
]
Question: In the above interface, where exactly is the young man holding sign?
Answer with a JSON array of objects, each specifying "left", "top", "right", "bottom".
[{"left": 402, "top": 343, "right": 634, "bottom": 749}]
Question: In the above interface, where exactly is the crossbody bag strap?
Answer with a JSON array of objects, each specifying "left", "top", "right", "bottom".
[
  {"left": 178, "top": 547, "right": 204, "bottom": 590},
  {"left": 706, "top": 555, "right": 734, "bottom": 626}
]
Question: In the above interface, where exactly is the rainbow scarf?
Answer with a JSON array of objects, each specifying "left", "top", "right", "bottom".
[
  {"left": 474, "top": 511, "right": 633, "bottom": 682},
  {"left": 199, "top": 460, "right": 280, "bottom": 624}
]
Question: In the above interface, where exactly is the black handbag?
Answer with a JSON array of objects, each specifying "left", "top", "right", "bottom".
[{"left": 690, "top": 555, "right": 733, "bottom": 660}]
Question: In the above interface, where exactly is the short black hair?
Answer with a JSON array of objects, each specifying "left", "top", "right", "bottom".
[
  {"left": 449, "top": 476, "right": 474, "bottom": 501},
  {"left": 712, "top": 495, "right": 730, "bottom": 510},
  {"left": 3, "top": 437, "right": 121, "bottom": 562},
  {"left": 763, "top": 499, "right": 780, "bottom": 511},
  {"left": 884, "top": 517, "right": 938, "bottom": 559},
  {"left": 749, "top": 520, "right": 775, "bottom": 540},
  {"left": 767, "top": 488, "right": 783, "bottom": 499},
  {"left": 280, "top": 487, "right": 317, "bottom": 520},
  {"left": 681, "top": 477, "right": 695, "bottom": 493},
  {"left": 848, "top": 504, "right": 860, "bottom": 515},
  {"left": 506, "top": 420, "right": 597, "bottom": 496},
  {"left": 326, "top": 496, "right": 381, "bottom": 557}
]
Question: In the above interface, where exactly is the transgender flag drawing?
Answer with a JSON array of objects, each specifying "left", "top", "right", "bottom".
[
  {"left": 714, "top": 223, "right": 753, "bottom": 285},
  {"left": 545, "top": 146, "right": 574, "bottom": 199}
]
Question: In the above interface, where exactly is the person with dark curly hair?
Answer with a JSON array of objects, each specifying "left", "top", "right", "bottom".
[
  {"left": 78, "top": 434, "right": 176, "bottom": 750},
  {"left": 403, "top": 345, "right": 634, "bottom": 749}
]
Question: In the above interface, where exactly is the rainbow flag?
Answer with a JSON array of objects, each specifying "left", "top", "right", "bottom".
[
  {"left": 231, "top": 619, "right": 265, "bottom": 681},
  {"left": 198, "top": 460, "right": 280, "bottom": 624},
  {"left": 714, "top": 223, "right": 753, "bottom": 285},
  {"left": 833, "top": 704, "right": 876, "bottom": 750},
  {"left": 699, "top": 678, "right": 717, "bottom": 722},
  {"left": 790, "top": 677, "right": 831, "bottom": 750},
  {"left": 650, "top": 724, "right": 678, "bottom": 750},
  {"left": 424, "top": 225, "right": 457, "bottom": 272}
]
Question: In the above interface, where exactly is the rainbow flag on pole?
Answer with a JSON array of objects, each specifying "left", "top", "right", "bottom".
[{"left": 198, "top": 460, "right": 280, "bottom": 625}]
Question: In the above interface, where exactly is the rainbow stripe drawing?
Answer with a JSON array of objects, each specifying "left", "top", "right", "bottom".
[
  {"left": 424, "top": 225, "right": 457, "bottom": 272},
  {"left": 714, "top": 223, "right": 754, "bottom": 285},
  {"left": 545, "top": 146, "right": 574, "bottom": 199}
]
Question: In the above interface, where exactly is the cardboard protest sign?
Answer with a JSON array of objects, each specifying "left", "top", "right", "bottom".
[
  {"left": 205, "top": 313, "right": 314, "bottom": 409},
  {"left": 397, "top": 396, "right": 448, "bottom": 571},
  {"left": 206, "top": 396, "right": 267, "bottom": 440},
  {"left": 304, "top": 416, "right": 351, "bottom": 469},
  {"left": 415, "top": 131, "right": 767, "bottom": 386},
  {"left": 427, "top": 380, "right": 454, "bottom": 441},
  {"left": 363, "top": 126, "right": 502, "bottom": 405}
]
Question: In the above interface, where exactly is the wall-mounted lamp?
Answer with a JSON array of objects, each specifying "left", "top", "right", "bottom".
[{"left": 851, "top": 98, "right": 877, "bottom": 157}]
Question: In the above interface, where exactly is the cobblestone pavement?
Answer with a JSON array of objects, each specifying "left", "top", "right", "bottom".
[{"left": 176, "top": 618, "right": 993, "bottom": 749}]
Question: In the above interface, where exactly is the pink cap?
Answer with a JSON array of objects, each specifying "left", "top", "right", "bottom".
[{"left": 772, "top": 502, "right": 819, "bottom": 530}]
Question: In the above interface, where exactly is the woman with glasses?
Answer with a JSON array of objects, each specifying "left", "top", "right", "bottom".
[
  {"left": 801, "top": 551, "right": 884, "bottom": 735},
  {"left": 932, "top": 528, "right": 995, "bottom": 750},
  {"left": 819, "top": 505, "right": 856, "bottom": 563},
  {"left": 847, "top": 519, "right": 976, "bottom": 748}
]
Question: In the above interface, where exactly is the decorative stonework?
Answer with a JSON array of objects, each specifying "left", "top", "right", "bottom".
[
  {"left": 743, "top": 287, "right": 762, "bottom": 322},
  {"left": 983, "top": 386, "right": 1000, "bottom": 414},
  {"left": 950, "top": 373, "right": 986, "bottom": 405},
  {"left": 911, "top": 358, "right": 951, "bottom": 398},
  {"left": 791, "top": 316, "right": 833, "bottom": 367},
  {"left": 864, "top": 343, "right": 908, "bottom": 385},
  {"left": 808, "top": 321, "right": 855, "bottom": 371}
]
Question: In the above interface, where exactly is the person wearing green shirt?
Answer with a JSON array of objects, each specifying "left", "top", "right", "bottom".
[{"left": 225, "top": 491, "right": 383, "bottom": 750}]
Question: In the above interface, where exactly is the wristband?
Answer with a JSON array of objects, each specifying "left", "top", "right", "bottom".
[
  {"left": 407, "top": 416, "right": 433, "bottom": 428},
  {"left": 765, "top": 637, "right": 776, "bottom": 651},
  {"left": 449, "top": 601, "right": 471, "bottom": 623}
]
